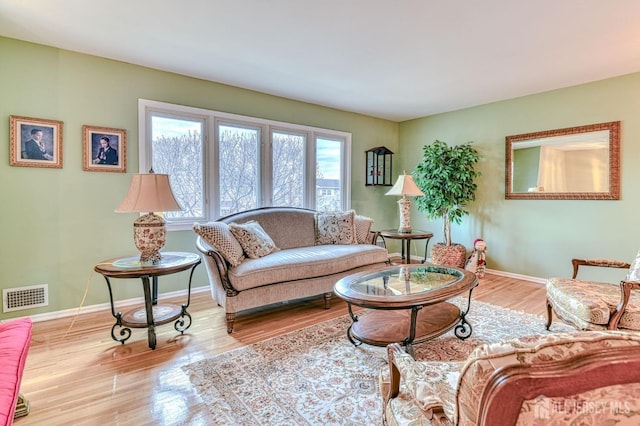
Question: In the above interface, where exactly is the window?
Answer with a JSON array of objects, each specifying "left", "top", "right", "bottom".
[{"left": 138, "top": 99, "right": 351, "bottom": 230}]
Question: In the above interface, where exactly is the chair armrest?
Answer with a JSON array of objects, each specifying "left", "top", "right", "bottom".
[
  {"left": 385, "top": 343, "right": 457, "bottom": 425},
  {"left": 608, "top": 280, "right": 640, "bottom": 329},
  {"left": 571, "top": 258, "right": 630, "bottom": 279}
]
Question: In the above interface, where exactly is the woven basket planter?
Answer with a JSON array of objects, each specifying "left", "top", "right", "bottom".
[{"left": 431, "top": 243, "right": 467, "bottom": 268}]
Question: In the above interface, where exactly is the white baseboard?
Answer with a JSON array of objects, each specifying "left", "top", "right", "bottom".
[
  {"left": 9, "top": 259, "right": 545, "bottom": 324},
  {"left": 392, "top": 251, "right": 546, "bottom": 285},
  {"left": 10, "top": 285, "right": 210, "bottom": 323}
]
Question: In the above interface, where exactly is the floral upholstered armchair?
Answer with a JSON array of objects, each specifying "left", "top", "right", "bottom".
[
  {"left": 546, "top": 250, "right": 640, "bottom": 331},
  {"left": 380, "top": 331, "right": 640, "bottom": 426}
]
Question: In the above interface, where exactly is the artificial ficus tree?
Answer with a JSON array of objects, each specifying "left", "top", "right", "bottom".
[{"left": 413, "top": 139, "right": 481, "bottom": 246}]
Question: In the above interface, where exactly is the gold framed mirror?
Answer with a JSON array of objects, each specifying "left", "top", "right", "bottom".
[{"left": 505, "top": 121, "right": 620, "bottom": 200}]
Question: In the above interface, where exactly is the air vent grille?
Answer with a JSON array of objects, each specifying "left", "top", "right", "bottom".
[{"left": 2, "top": 284, "right": 48, "bottom": 312}]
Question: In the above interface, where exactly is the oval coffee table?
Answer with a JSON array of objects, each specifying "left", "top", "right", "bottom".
[{"left": 334, "top": 264, "right": 478, "bottom": 355}]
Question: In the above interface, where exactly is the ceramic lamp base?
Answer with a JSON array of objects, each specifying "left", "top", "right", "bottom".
[
  {"left": 397, "top": 197, "right": 412, "bottom": 233},
  {"left": 133, "top": 213, "right": 166, "bottom": 264}
]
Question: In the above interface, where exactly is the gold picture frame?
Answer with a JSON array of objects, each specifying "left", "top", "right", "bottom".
[
  {"left": 10, "top": 115, "right": 63, "bottom": 168},
  {"left": 82, "top": 125, "right": 126, "bottom": 172}
]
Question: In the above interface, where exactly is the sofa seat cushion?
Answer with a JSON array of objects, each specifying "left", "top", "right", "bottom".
[
  {"left": 546, "top": 277, "right": 640, "bottom": 330},
  {"left": 228, "top": 244, "right": 389, "bottom": 291},
  {"left": 0, "top": 318, "right": 32, "bottom": 425}
]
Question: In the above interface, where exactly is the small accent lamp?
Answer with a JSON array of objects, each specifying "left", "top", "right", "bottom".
[
  {"left": 385, "top": 171, "right": 424, "bottom": 233},
  {"left": 115, "top": 170, "right": 182, "bottom": 264}
]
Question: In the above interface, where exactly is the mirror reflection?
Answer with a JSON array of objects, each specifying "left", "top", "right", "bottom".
[{"left": 505, "top": 121, "right": 620, "bottom": 200}]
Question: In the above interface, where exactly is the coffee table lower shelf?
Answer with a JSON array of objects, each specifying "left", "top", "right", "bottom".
[{"left": 348, "top": 302, "right": 467, "bottom": 352}]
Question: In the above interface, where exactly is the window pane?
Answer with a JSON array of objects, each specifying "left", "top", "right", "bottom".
[
  {"left": 272, "top": 131, "right": 305, "bottom": 207},
  {"left": 316, "top": 137, "right": 342, "bottom": 211},
  {"left": 151, "top": 115, "right": 204, "bottom": 220},
  {"left": 218, "top": 123, "right": 260, "bottom": 216}
]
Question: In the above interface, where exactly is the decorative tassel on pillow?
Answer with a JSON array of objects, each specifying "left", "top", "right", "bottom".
[{"left": 465, "top": 238, "right": 487, "bottom": 278}]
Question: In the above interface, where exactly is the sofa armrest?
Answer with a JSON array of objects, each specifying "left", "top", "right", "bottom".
[
  {"left": 385, "top": 343, "right": 458, "bottom": 425},
  {"left": 195, "top": 237, "right": 238, "bottom": 296},
  {"left": 368, "top": 230, "right": 381, "bottom": 246},
  {"left": 571, "top": 258, "right": 630, "bottom": 279}
]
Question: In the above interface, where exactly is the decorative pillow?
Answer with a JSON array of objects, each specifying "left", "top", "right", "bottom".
[
  {"left": 315, "top": 210, "right": 357, "bottom": 245},
  {"left": 354, "top": 215, "right": 374, "bottom": 244},
  {"left": 193, "top": 222, "right": 245, "bottom": 267},
  {"left": 628, "top": 249, "right": 640, "bottom": 282},
  {"left": 229, "top": 221, "right": 279, "bottom": 259}
]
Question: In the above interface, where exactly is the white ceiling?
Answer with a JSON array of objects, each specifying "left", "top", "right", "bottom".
[{"left": 1, "top": 1, "right": 640, "bottom": 122}]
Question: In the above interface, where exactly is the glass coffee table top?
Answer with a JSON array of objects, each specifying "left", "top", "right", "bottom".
[
  {"left": 335, "top": 264, "right": 475, "bottom": 307},
  {"left": 348, "top": 265, "right": 462, "bottom": 297}
]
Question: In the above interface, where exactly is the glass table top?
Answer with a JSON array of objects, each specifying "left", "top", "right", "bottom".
[{"left": 346, "top": 265, "right": 463, "bottom": 297}]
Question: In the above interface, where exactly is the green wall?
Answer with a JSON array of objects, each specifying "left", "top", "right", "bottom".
[
  {"left": 399, "top": 72, "right": 640, "bottom": 281},
  {"left": 2, "top": 35, "right": 638, "bottom": 320},
  {"left": 0, "top": 37, "right": 398, "bottom": 319}
]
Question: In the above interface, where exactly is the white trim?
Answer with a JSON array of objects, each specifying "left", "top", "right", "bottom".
[
  {"left": 5, "top": 265, "right": 546, "bottom": 324},
  {"left": 139, "top": 98, "right": 352, "bottom": 220},
  {"left": 399, "top": 252, "right": 546, "bottom": 284},
  {"left": 6, "top": 286, "right": 209, "bottom": 323}
]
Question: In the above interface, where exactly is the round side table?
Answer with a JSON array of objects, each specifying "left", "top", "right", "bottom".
[
  {"left": 94, "top": 251, "right": 201, "bottom": 349},
  {"left": 379, "top": 229, "right": 433, "bottom": 264}
]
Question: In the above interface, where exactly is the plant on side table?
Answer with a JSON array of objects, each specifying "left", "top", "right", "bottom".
[{"left": 413, "top": 139, "right": 481, "bottom": 268}]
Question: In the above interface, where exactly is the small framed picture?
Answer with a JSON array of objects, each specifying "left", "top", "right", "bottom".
[
  {"left": 82, "top": 125, "right": 126, "bottom": 172},
  {"left": 10, "top": 115, "right": 64, "bottom": 168}
]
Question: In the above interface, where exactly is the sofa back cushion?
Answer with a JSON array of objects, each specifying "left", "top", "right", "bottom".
[
  {"left": 229, "top": 221, "right": 279, "bottom": 259},
  {"left": 314, "top": 210, "right": 357, "bottom": 245},
  {"left": 219, "top": 207, "right": 317, "bottom": 250},
  {"left": 193, "top": 222, "right": 245, "bottom": 266}
]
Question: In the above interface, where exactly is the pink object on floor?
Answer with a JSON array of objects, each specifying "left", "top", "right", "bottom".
[{"left": 0, "top": 318, "right": 32, "bottom": 426}]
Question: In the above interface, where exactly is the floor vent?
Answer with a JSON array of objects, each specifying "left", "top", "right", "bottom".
[{"left": 2, "top": 284, "right": 48, "bottom": 313}]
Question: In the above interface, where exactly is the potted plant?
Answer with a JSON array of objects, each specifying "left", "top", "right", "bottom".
[{"left": 413, "top": 139, "right": 481, "bottom": 267}]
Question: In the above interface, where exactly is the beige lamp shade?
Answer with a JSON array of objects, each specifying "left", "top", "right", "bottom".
[
  {"left": 115, "top": 172, "right": 182, "bottom": 264},
  {"left": 386, "top": 172, "right": 424, "bottom": 233},
  {"left": 115, "top": 173, "right": 182, "bottom": 213},
  {"left": 385, "top": 173, "right": 424, "bottom": 197}
]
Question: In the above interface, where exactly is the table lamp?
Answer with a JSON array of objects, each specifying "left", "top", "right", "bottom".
[
  {"left": 115, "top": 170, "right": 182, "bottom": 264},
  {"left": 385, "top": 171, "right": 424, "bottom": 233}
]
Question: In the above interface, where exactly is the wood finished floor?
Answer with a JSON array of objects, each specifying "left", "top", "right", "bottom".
[{"left": 15, "top": 272, "right": 548, "bottom": 425}]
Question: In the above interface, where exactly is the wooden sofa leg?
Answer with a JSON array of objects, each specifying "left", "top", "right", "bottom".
[
  {"left": 324, "top": 292, "right": 332, "bottom": 309},
  {"left": 226, "top": 313, "right": 236, "bottom": 333},
  {"left": 545, "top": 299, "right": 553, "bottom": 330}
]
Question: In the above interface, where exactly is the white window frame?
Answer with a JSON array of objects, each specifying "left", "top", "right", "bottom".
[{"left": 138, "top": 99, "right": 352, "bottom": 230}]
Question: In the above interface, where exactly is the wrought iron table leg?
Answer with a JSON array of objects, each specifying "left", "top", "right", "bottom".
[
  {"left": 103, "top": 276, "right": 131, "bottom": 344},
  {"left": 141, "top": 275, "right": 156, "bottom": 349},
  {"left": 346, "top": 303, "right": 362, "bottom": 346},
  {"left": 173, "top": 263, "right": 199, "bottom": 333},
  {"left": 455, "top": 289, "right": 475, "bottom": 340},
  {"left": 152, "top": 276, "right": 158, "bottom": 305},
  {"left": 402, "top": 306, "right": 421, "bottom": 356}
]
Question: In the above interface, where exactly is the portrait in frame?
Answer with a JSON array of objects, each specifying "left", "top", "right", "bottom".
[
  {"left": 10, "top": 115, "right": 63, "bottom": 168},
  {"left": 82, "top": 125, "right": 127, "bottom": 172}
]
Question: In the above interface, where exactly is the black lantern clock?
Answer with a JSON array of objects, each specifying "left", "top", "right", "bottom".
[{"left": 365, "top": 146, "right": 393, "bottom": 186}]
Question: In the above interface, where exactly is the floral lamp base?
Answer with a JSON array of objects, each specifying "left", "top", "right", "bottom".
[
  {"left": 133, "top": 213, "right": 166, "bottom": 264},
  {"left": 397, "top": 197, "right": 413, "bottom": 233}
]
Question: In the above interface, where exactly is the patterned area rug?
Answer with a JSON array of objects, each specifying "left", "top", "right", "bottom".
[{"left": 183, "top": 300, "right": 573, "bottom": 425}]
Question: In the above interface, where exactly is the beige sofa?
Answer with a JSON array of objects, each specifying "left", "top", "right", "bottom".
[
  {"left": 381, "top": 330, "right": 640, "bottom": 425},
  {"left": 194, "top": 207, "right": 389, "bottom": 332}
]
